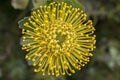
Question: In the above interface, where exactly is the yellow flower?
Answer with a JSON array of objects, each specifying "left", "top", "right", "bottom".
[{"left": 20, "top": 2, "right": 96, "bottom": 76}]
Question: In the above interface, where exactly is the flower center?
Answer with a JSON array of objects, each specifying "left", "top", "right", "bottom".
[
  {"left": 56, "top": 34, "right": 67, "bottom": 47},
  {"left": 45, "top": 20, "right": 77, "bottom": 55}
]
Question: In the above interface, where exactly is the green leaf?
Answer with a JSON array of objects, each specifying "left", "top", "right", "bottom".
[
  {"left": 18, "top": 17, "right": 33, "bottom": 31},
  {"left": 18, "top": 17, "right": 28, "bottom": 29},
  {"left": 20, "top": 37, "right": 32, "bottom": 46}
]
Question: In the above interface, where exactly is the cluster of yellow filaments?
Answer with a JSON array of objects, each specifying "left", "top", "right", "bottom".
[{"left": 21, "top": 2, "right": 96, "bottom": 76}]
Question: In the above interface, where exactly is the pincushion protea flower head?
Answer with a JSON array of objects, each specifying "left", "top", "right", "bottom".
[{"left": 19, "top": 2, "right": 96, "bottom": 76}]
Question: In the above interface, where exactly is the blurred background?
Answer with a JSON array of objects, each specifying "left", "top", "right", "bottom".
[{"left": 0, "top": 0, "right": 120, "bottom": 80}]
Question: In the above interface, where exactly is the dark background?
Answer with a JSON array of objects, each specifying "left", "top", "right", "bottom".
[{"left": 0, "top": 0, "right": 120, "bottom": 80}]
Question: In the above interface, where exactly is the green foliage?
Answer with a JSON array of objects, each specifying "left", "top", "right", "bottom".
[{"left": 18, "top": 17, "right": 33, "bottom": 31}]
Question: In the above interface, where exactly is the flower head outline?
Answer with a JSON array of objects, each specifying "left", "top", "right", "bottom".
[{"left": 20, "top": 2, "right": 96, "bottom": 76}]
